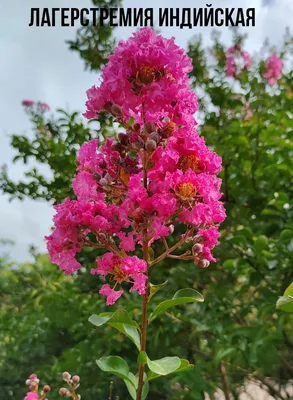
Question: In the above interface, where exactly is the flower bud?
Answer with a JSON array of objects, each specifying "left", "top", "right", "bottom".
[
  {"left": 103, "top": 101, "right": 113, "bottom": 113},
  {"left": 93, "top": 172, "right": 101, "bottom": 182},
  {"left": 72, "top": 375, "right": 80, "bottom": 384},
  {"left": 25, "top": 379, "right": 31, "bottom": 386},
  {"left": 29, "top": 374, "right": 38, "bottom": 380},
  {"left": 62, "top": 372, "right": 71, "bottom": 382},
  {"left": 43, "top": 385, "right": 51, "bottom": 393},
  {"left": 111, "top": 142, "right": 123, "bottom": 152},
  {"left": 29, "top": 381, "right": 38, "bottom": 391},
  {"left": 99, "top": 160, "right": 107, "bottom": 169},
  {"left": 169, "top": 224, "right": 174, "bottom": 234},
  {"left": 131, "top": 137, "right": 144, "bottom": 150},
  {"left": 143, "top": 122, "right": 155, "bottom": 134},
  {"left": 59, "top": 388, "right": 71, "bottom": 397},
  {"left": 145, "top": 139, "right": 157, "bottom": 152},
  {"left": 111, "top": 104, "right": 122, "bottom": 117},
  {"left": 192, "top": 243, "right": 203, "bottom": 255},
  {"left": 192, "top": 234, "right": 205, "bottom": 244},
  {"left": 118, "top": 133, "right": 129, "bottom": 146},
  {"left": 149, "top": 132, "right": 160, "bottom": 143},
  {"left": 133, "top": 123, "right": 140, "bottom": 131},
  {"left": 197, "top": 259, "right": 210, "bottom": 269}
]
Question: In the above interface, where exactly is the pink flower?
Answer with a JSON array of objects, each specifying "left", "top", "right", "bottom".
[
  {"left": 84, "top": 27, "right": 198, "bottom": 126},
  {"left": 99, "top": 284, "right": 123, "bottom": 306},
  {"left": 22, "top": 100, "right": 35, "bottom": 107},
  {"left": 263, "top": 53, "right": 282, "bottom": 86},
  {"left": 241, "top": 51, "right": 252, "bottom": 69},
  {"left": 226, "top": 54, "right": 236, "bottom": 77},
  {"left": 25, "top": 392, "right": 39, "bottom": 400},
  {"left": 46, "top": 28, "right": 225, "bottom": 306},
  {"left": 244, "top": 103, "right": 253, "bottom": 120},
  {"left": 226, "top": 46, "right": 251, "bottom": 77},
  {"left": 38, "top": 102, "right": 50, "bottom": 112}
]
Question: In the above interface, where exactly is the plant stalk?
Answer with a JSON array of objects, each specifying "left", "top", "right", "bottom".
[{"left": 136, "top": 138, "right": 149, "bottom": 400}]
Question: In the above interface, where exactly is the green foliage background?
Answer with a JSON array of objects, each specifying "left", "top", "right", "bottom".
[{"left": 1, "top": 12, "right": 293, "bottom": 400}]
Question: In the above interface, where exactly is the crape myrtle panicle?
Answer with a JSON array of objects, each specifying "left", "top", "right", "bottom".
[
  {"left": 226, "top": 43, "right": 252, "bottom": 77},
  {"left": 263, "top": 53, "right": 283, "bottom": 85},
  {"left": 45, "top": 28, "right": 226, "bottom": 306}
]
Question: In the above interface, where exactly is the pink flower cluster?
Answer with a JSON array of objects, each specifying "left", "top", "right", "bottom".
[
  {"left": 22, "top": 100, "right": 50, "bottom": 112},
  {"left": 263, "top": 53, "right": 283, "bottom": 85},
  {"left": 46, "top": 28, "right": 225, "bottom": 306},
  {"left": 226, "top": 45, "right": 251, "bottom": 77}
]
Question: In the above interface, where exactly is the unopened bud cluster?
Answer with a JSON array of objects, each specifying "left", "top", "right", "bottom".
[
  {"left": 24, "top": 374, "right": 50, "bottom": 400},
  {"left": 59, "top": 372, "right": 81, "bottom": 399}
]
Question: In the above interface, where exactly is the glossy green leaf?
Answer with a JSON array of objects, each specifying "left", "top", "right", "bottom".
[
  {"left": 277, "top": 283, "right": 293, "bottom": 312},
  {"left": 149, "top": 288, "right": 204, "bottom": 322},
  {"left": 284, "top": 283, "right": 293, "bottom": 297},
  {"left": 276, "top": 296, "right": 293, "bottom": 312},
  {"left": 147, "top": 359, "right": 193, "bottom": 381},
  {"left": 96, "top": 356, "right": 135, "bottom": 387},
  {"left": 137, "top": 351, "right": 147, "bottom": 365},
  {"left": 146, "top": 355, "right": 181, "bottom": 375},
  {"left": 148, "top": 281, "right": 168, "bottom": 303},
  {"left": 89, "top": 309, "right": 140, "bottom": 349},
  {"left": 124, "top": 373, "right": 149, "bottom": 400},
  {"left": 88, "top": 312, "right": 113, "bottom": 327}
]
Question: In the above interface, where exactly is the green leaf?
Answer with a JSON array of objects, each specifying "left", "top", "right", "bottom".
[
  {"left": 96, "top": 356, "right": 135, "bottom": 387},
  {"left": 124, "top": 373, "right": 149, "bottom": 400},
  {"left": 276, "top": 296, "right": 293, "bottom": 312},
  {"left": 89, "top": 309, "right": 141, "bottom": 349},
  {"left": 147, "top": 359, "right": 193, "bottom": 381},
  {"left": 88, "top": 312, "right": 113, "bottom": 327},
  {"left": 284, "top": 283, "right": 293, "bottom": 297},
  {"left": 148, "top": 281, "right": 168, "bottom": 303},
  {"left": 149, "top": 288, "right": 204, "bottom": 322},
  {"left": 127, "top": 116, "right": 135, "bottom": 126},
  {"left": 277, "top": 283, "right": 293, "bottom": 312},
  {"left": 137, "top": 351, "right": 147, "bottom": 365},
  {"left": 147, "top": 355, "right": 181, "bottom": 376},
  {"left": 254, "top": 235, "right": 268, "bottom": 252},
  {"left": 215, "top": 348, "right": 236, "bottom": 364}
]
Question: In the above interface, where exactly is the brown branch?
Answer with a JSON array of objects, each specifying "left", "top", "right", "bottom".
[
  {"left": 219, "top": 361, "right": 232, "bottom": 400},
  {"left": 149, "top": 229, "right": 193, "bottom": 267}
]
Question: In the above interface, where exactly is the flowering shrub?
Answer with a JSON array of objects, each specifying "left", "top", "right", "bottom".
[
  {"left": 263, "top": 53, "right": 283, "bottom": 85},
  {"left": 226, "top": 44, "right": 251, "bottom": 77},
  {"left": 45, "top": 28, "right": 225, "bottom": 399}
]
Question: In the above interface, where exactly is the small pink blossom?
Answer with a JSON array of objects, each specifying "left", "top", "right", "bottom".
[
  {"left": 263, "top": 53, "right": 282, "bottom": 86},
  {"left": 38, "top": 102, "right": 50, "bottom": 112},
  {"left": 244, "top": 103, "right": 253, "bottom": 120},
  {"left": 25, "top": 392, "right": 39, "bottom": 400},
  {"left": 99, "top": 284, "right": 123, "bottom": 305},
  {"left": 22, "top": 100, "right": 35, "bottom": 107}
]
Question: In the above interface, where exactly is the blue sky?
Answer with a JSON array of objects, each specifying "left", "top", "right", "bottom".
[{"left": 0, "top": 0, "right": 292, "bottom": 261}]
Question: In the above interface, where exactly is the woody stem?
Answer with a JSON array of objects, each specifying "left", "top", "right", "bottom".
[{"left": 136, "top": 108, "right": 149, "bottom": 400}]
